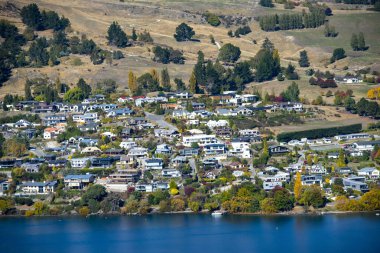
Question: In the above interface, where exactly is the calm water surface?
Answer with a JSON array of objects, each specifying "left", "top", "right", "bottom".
[{"left": 0, "top": 213, "right": 379, "bottom": 253}]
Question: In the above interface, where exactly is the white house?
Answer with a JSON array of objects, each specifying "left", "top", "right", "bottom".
[
  {"left": 144, "top": 158, "right": 163, "bottom": 170},
  {"left": 120, "top": 141, "right": 137, "bottom": 150},
  {"left": 70, "top": 157, "right": 91, "bottom": 168},
  {"left": 229, "top": 141, "right": 251, "bottom": 159},
  {"left": 358, "top": 167, "right": 379, "bottom": 179},
  {"left": 182, "top": 134, "right": 218, "bottom": 147},
  {"left": 206, "top": 120, "right": 229, "bottom": 129},
  {"left": 21, "top": 181, "right": 57, "bottom": 194},
  {"left": 162, "top": 169, "right": 181, "bottom": 178}
]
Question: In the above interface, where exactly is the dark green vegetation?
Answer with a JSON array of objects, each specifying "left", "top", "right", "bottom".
[
  {"left": 174, "top": 23, "right": 195, "bottom": 42},
  {"left": 277, "top": 124, "right": 362, "bottom": 142},
  {"left": 107, "top": 21, "right": 128, "bottom": 48}
]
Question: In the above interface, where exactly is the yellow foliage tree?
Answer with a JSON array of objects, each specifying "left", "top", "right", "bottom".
[
  {"left": 337, "top": 149, "right": 346, "bottom": 168},
  {"left": 189, "top": 71, "right": 197, "bottom": 94},
  {"left": 128, "top": 71, "right": 138, "bottom": 95},
  {"left": 294, "top": 172, "right": 302, "bottom": 201},
  {"left": 150, "top": 69, "right": 160, "bottom": 84}
]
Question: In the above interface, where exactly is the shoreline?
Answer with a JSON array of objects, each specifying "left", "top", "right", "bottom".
[{"left": 1, "top": 210, "right": 379, "bottom": 219}]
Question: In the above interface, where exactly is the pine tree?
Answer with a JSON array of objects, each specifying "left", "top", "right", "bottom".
[
  {"left": 150, "top": 69, "right": 160, "bottom": 84},
  {"left": 194, "top": 51, "right": 206, "bottom": 86},
  {"left": 294, "top": 172, "right": 302, "bottom": 201},
  {"left": 131, "top": 27, "right": 137, "bottom": 41},
  {"left": 357, "top": 32, "right": 366, "bottom": 51},
  {"left": 25, "top": 81, "right": 32, "bottom": 100},
  {"left": 55, "top": 76, "right": 63, "bottom": 93},
  {"left": 262, "top": 138, "right": 269, "bottom": 156},
  {"left": 128, "top": 71, "right": 138, "bottom": 95},
  {"left": 299, "top": 50, "right": 310, "bottom": 67},
  {"left": 161, "top": 68, "right": 171, "bottom": 91},
  {"left": 189, "top": 71, "right": 197, "bottom": 94},
  {"left": 107, "top": 21, "right": 128, "bottom": 48},
  {"left": 350, "top": 33, "right": 358, "bottom": 51}
]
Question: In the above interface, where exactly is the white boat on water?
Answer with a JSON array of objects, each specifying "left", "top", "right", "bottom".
[{"left": 211, "top": 210, "right": 225, "bottom": 216}]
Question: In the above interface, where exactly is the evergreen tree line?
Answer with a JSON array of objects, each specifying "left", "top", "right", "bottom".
[
  {"left": 350, "top": 32, "right": 367, "bottom": 51},
  {"left": 340, "top": 0, "right": 377, "bottom": 4},
  {"left": 259, "top": 10, "right": 326, "bottom": 31},
  {"left": 20, "top": 3, "right": 70, "bottom": 31}
]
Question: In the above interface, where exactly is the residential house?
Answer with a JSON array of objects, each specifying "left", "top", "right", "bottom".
[
  {"left": 64, "top": 174, "right": 95, "bottom": 189},
  {"left": 81, "top": 147, "right": 102, "bottom": 155},
  {"left": 214, "top": 127, "right": 233, "bottom": 139},
  {"left": 182, "top": 134, "right": 218, "bottom": 147},
  {"left": 107, "top": 108, "right": 134, "bottom": 118},
  {"left": 120, "top": 141, "right": 137, "bottom": 150},
  {"left": 203, "top": 143, "right": 226, "bottom": 156},
  {"left": 229, "top": 141, "right": 251, "bottom": 159},
  {"left": 206, "top": 120, "right": 229, "bottom": 129},
  {"left": 144, "top": 158, "right": 163, "bottom": 170},
  {"left": 358, "top": 167, "right": 379, "bottom": 180},
  {"left": 108, "top": 169, "right": 141, "bottom": 184},
  {"left": 70, "top": 157, "right": 91, "bottom": 168},
  {"left": 269, "top": 145, "right": 290, "bottom": 155},
  {"left": 21, "top": 181, "right": 57, "bottom": 194},
  {"left": 128, "top": 147, "right": 148, "bottom": 158},
  {"left": 42, "top": 115, "right": 66, "bottom": 126},
  {"left": 179, "top": 148, "right": 199, "bottom": 157},
  {"left": 352, "top": 140, "right": 380, "bottom": 152},
  {"left": 0, "top": 180, "right": 9, "bottom": 196},
  {"left": 154, "top": 129, "right": 179, "bottom": 139},
  {"left": 301, "top": 175, "right": 323, "bottom": 187},
  {"left": 155, "top": 144, "right": 172, "bottom": 155},
  {"left": 162, "top": 169, "right": 181, "bottom": 178}
]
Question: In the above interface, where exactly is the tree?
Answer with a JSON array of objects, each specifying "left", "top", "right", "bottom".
[
  {"left": 77, "top": 78, "right": 91, "bottom": 98},
  {"left": 259, "top": 0, "right": 274, "bottom": 7},
  {"left": 20, "top": 3, "right": 42, "bottom": 30},
  {"left": 131, "top": 27, "right": 137, "bottom": 41},
  {"left": 174, "top": 23, "right": 195, "bottom": 42},
  {"left": 330, "top": 48, "right": 346, "bottom": 63},
  {"left": 24, "top": 81, "right": 33, "bottom": 100},
  {"left": 128, "top": 71, "right": 138, "bottom": 94},
  {"left": 344, "top": 97, "right": 356, "bottom": 112},
  {"left": 260, "top": 198, "right": 277, "bottom": 213},
  {"left": 351, "top": 33, "right": 359, "bottom": 51},
  {"left": 300, "top": 185, "right": 325, "bottom": 208},
  {"left": 174, "top": 78, "right": 185, "bottom": 91},
  {"left": 150, "top": 69, "right": 160, "bottom": 84},
  {"left": 294, "top": 172, "right": 302, "bottom": 201},
  {"left": 273, "top": 187, "right": 294, "bottom": 211},
  {"left": 82, "top": 184, "right": 107, "bottom": 203},
  {"left": 189, "top": 71, "right": 198, "bottom": 94},
  {"left": 337, "top": 149, "right": 347, "bottom": 167},
  {"left": 161, "top": 68, "right": 171, "bottom": 91},
  {"left": 218, "top": 43, "right": 241, "bottom": 63},
  {"left": 205, "top": 12, "right": 221, "bottom": 27},
  {"left": 170, "top": 198, "right": 185, "bottom": 211},
  {"left": 282, "top": 82, "right": 300, "bottom": 102},
  {"left": 107, "top": 21, "right": 128, "bottom": 48},
  {"left": 357, "top": 32, "right": 366, "bottom": 51},
  {"left": 299, "top": 50, "right": 310, "bottom": 67}
]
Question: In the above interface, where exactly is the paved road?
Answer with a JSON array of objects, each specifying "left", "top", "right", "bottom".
[{"left": 145, "top": 112, "right": 178, "bottom": 131}]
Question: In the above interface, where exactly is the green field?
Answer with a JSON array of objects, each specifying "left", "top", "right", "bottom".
[{"left": 283, "top": 13, "right": 380, "bottom": 67}]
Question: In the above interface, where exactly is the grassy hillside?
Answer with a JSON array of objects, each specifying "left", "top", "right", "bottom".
[{"left": 0, "top": 0, "right": 379, "bottom": 101}]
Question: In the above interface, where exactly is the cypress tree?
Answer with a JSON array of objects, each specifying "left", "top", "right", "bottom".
[
  {"left": 25, "top": 81, "right": 33, "bottom": 100},
  {"left": 357, "top": 32, "right": 366, "bottom": 51},
  {"left": 161, "top": 68, "right": 171, "bottom": 91},
  {"left": 189, "top": 71, "right": 197, "bottom": 94},
  {"left": 131, "top": 27, "right": 137, "bottom": 41},
  {"left": 299, "top": 50, "right": 310, "bottom": 67},
  {"left": 128, "top": 71, "right": 138, "bottom": 95},
  {"left": 351, "top": 33, "right": 358, "bottom": 51}
]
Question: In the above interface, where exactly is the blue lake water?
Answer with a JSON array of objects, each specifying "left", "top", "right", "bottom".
[{"left": 1, "top": 213, "right": 379, "bottom": 253}]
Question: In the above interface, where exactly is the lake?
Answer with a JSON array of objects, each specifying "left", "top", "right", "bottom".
[{"left": 1, "top": 213, "right": 379, "bottom": 253}]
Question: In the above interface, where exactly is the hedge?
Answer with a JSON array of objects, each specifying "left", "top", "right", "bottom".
[{"left": 277, "top": 123, "right": 362, "bottom": 142}]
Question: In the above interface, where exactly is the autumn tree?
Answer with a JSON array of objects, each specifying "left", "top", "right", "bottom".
[
  {"left": 337, "top": 149, "right": 347, "bottom": 167},
  {"left": 150, "top": 69, "right": 160, "bottom": 84},
  {"left": 294, "top": 172, "right": 302, "bottom": 201},
  {"left": 128, "top": 71, "right": 138, "bottom": 95},
  {"left": 189, "top": 71, "right": 198, "bottom": 94}
]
